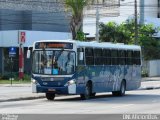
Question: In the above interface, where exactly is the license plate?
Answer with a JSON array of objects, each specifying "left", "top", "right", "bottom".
[{"left": 48, "top": 88, "right": 56, "bottom": 92}]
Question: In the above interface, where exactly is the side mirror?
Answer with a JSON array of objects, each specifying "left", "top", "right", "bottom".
[
  {"left": 27, "top": 49, "right": 31, "bottom": 59},
  {"left": 79, "top": 52, "right": 84, "bottom": 61}
]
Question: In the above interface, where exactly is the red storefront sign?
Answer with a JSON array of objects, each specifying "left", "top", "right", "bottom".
[{"left": 19, "top": 31, "right": 26, "bottom": 43}]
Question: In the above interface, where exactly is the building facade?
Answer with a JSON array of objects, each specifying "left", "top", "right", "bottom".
[
  {"left": 83, "top": 0, "right": 140, "bottom": 38},
  {"left": 139, "top": 0, "right": 160, "bottom": 37},
  {"left": 0, "top": 9, "right": 70, "bottom": 32},
  {"left": 83, "top": 0, "right": 160, "bottom": 38},
  {"left": 0, "top": 1, "right": 71, "bottom": 76}
]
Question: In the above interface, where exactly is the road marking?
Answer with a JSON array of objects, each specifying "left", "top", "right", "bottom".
[{"left": 112, "top": 104, "right": 134, "bottom": 109}]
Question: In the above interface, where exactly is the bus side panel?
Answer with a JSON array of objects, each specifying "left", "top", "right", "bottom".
[
  {"left": 76, "top": 65, "right": 109, "bottom": 94},
  {"left": 98, "top": 66, "right": 113, "bottom": 92},
  {"left": 124, "top": 65, "right": 132, "bottom": 90},
  {"left": 76, "top": 65, "right": 125, "bottom": 94},
  {"left": 92, "top": 66, "right": 110, "bottom": 93},
  {"left": 92, "top": 65, "right": 126, "bottom": 93},
  {"left": 86, "top": 66, "right": 113, "bottom": 93},
  {"left": 75, "top": 66, "right": 87, "bottom": 94},
  {"left": 128, "top": 65, "right": 141, "bottom": 90},
  {"left": 111, "top": 65, "right": 125, "bottom": 92},
  {"left": 76, "top": 65, "right": 141, "bottom": 94},
  {"left": 125, "top": 65, "right": 141, "bottom": 91}
]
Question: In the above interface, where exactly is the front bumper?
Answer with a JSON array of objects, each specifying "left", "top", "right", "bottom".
[{"left": 32, "top": 83, "right": 76, "bottom": 95}]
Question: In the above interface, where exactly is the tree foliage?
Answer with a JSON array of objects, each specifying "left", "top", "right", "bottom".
[
  {"left": 76, "top": 30, "right": 85, "bottom": 41},
  {"left": 99, "top": 20, "right": 160, "bottom": 60},
  {"left": 64, "top": 0, "right": 89, "bottom": 39},
  {"left": 64, "top": 0, "right": 103, "bottom": 39}
]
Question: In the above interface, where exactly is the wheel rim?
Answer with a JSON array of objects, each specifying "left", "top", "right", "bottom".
[
  {"left": 121, "top": 82, "right": 125, "bottom": 94},
  {"left": 85, "top": 84, "right": 90, "bottom": 99}
]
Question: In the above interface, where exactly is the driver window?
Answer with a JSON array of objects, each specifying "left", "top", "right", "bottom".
[{"left": 66, "top": 52, "right": 75, "bottom": 74}]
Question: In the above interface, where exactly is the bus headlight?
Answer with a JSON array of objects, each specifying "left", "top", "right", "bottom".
[
  {"left": 64, "top": 79, "right": 76, "bottom": 87},
  {"left": 31, "top": 78, "right": 40, "bottom": 85}
]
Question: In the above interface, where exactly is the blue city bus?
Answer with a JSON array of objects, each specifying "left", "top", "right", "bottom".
[{"left": 30, "top": 40, "right": 141, "bottom": 100}]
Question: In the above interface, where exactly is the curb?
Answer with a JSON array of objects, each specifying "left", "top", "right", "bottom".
[
  {"left": 0, "top": 96, "right": 45, "bottom": 103},
  {"left": 0, "top": 85, "right": 31, "bottom": 87},
  {"left": 141, "top": 80, "right": 160, "bottom": 82},
  {"left": 139, "top": 86, "right": 160, "bottom": 90}
]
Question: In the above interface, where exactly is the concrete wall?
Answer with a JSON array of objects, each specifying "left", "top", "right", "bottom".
[
  {"left": 143, "top": 0, "right": 158, "bottom": 18},
  {"left": 148, "top": 60, "right": 160, "bottom": 77},
  {"left": 0, "top": 30, "right": 72, "bottom": 47},
  {"left": 0, "top": 48, "right": 4, "bottom": 74}
]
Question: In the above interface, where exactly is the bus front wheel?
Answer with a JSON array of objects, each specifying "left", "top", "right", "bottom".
[
  {"left": 80, "top": 83, "right": 91, "bottom": 100},
  {"left": 46, "top": 93, "right": 55, "bottom": 100}
]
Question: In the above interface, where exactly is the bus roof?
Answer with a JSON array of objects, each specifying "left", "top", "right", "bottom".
[{"left": 34, "top": 39, "right": 141, "bottom": 51}]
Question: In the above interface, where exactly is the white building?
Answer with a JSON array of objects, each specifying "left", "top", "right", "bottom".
[
  {"left": 0, "top": 31, "right": 71, "bottom": 48},
  {"left": 83, "top": 0, "right": 140, "bottom": 38},
  {"left": 140, "top": 0, "right": 160, "bottom": 37},
  {"left": 83, "top": 0, "right": 160, "bottom": 38}
]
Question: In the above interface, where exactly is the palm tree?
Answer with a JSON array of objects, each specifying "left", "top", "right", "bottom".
[
  {"left": 64, "top": 0, "right": 88, "bottom": 39},
  {"left": 63, "top": 0, "right": 105, "bottom": 39}
]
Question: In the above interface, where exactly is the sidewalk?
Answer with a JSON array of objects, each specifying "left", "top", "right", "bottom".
[
  {"left": 0, "top": 84, "right": 45, "bottom": 102},
  {"left": 142, "top": 77, "right": 160, "bottom": 81},
  {"left": 0, "top": 77, "right": 160, "bottom": 102},
  {"left": 141, "top": 77, "right": 160, "bottom": 90}
]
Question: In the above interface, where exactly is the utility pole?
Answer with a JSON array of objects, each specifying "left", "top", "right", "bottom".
[
  {"left": 140, "top": 0, "right": 144, "bottom": 24},
  {"left": 96, "top": 0, "right": 100, "bottom": 42},
  {"left": 135, "top": 0, "right": 138, "bottom": 45}
]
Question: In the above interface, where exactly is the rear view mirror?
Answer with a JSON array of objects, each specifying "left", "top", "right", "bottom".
[
  {"left": 27, "top": 49, "right": 31, "bottom": 59},
  {"left": 79, "top": 52, "right": 84, "bottom": 61}
]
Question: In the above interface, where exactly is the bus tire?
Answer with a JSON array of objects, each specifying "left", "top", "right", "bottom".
[
  {"left": 112, "top": 80, "right": 126, "bottom": 96},
  {"left": 80, "top": 83, "right": 91, "bottom": 100},
  {"left": 46, "top": 93, "right": 55, "bottom": 100},
  {"left": 91, "top": 93, "right": 96, "bottom": 97}
]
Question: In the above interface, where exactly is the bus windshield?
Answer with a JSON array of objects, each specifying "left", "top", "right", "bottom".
[{"left": 32, "top": 50, "right": 75, "bottom": 75}]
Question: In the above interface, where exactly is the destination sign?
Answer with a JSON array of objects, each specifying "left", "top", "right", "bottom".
[{"left": 35, "top": 42, "right": 73, "bottom": 49}]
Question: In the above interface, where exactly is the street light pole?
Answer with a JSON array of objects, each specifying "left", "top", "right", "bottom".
[
  {"left": 135, "top": 0, "right": 138, "bottom": 45},
  {"left": 96, "top": 1, "right": 100, "bottom": 42}
]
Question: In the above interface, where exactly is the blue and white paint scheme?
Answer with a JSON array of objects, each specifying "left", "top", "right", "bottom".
[{"left": 30, "top": 40, "right": 142, "bottom": 100}]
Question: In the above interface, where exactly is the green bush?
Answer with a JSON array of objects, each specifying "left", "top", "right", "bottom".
[
  {"left": 0, "top": 74, "right": 2, "bottom": 79},
  {"left": 0, "top": 73, "right": 12, "bottom": 79},
  {"left": 23, "top": 74, "right": 31, "bottom": 81},
  {"left": 142, "top": 69, "right": 148, "bottom": 77},
  {"left": 0, "top": 72, "right": 31, "bottom": 81}
]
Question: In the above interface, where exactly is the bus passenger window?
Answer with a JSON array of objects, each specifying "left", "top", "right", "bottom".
[
  {"left": 133, "top": 51, "right": 141, "bottom": 65},
  {"left": 128, "top": 51, "right": 133, "bottom": 65},
  {"left": 111, "top": 49, "right": 118, "bottom": 65},
  {"left": 94, "top": 49, "right": 103, "bottom": 65},
  {"left": 103, "top": 49, "right": 111, "bottom": 65},
  {"left": 85, "top": 48, "right": 94, "bottom": 65},
  {"left": 119, "top": 50, "right": 125, "bottom": 65}
]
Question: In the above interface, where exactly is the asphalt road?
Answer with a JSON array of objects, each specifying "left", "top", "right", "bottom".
[
  {"left": 1, "top": 80, "right": 160, "bottom": 102},
  {"left": 0, "top": 89, "right": 160, "bottom": 114}
]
